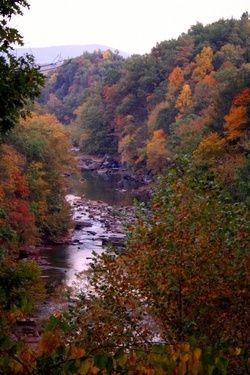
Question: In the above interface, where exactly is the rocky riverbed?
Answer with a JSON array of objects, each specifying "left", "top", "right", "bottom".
[
  {"left": 77, "top": 154, "right": 153, "bottom": 186},
  {"left": 38, "top": 193, "right": 138, "bottom": 276},
  {"left": 13, "top": 154, "right": 153, "bottom": 346},
  {"left": 13, "top": 193, "right": 139, "bottom": 345},
  {"left": 69, "top": 193, "right": 137, "bottom": 247}
]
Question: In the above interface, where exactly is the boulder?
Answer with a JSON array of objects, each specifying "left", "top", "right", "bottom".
[{"left": 74, "top": 220, "right": 93, "bottom": 229}]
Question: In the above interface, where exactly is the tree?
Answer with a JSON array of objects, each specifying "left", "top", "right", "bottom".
[
  {"left": 72, "top": 85, "right": 117, "bottom": 155},
  {"left": 224, "top": 87, "right": 250, "bottom": 144},
  {"left": 0, "top": 313, "right": 242, "bottom": 374},
  {"left": 0, "top": 144, "right": 45, "bottom": 351},
  {"left": 192, "top": 73, "right": 216, "bottom": 113},
  {"left": 46, "top": 93, "right": 64, "bottom": 120},
  {"left": 175, "top": 34, "right": 194, "bottom": 67},
  {"left": 175, "top": 84, "right": 192, "bottom": 120},
  {"left": 213, "top": 43, "right": 245, "bottom": 70},
  {"left": 147, "top": 102, "right": 168, "bottom": 136},
  {"left": 146, "top": 129, "right": 170, "bottom": 174},
  {"left": 168, "top": 115, "right": 203, "bottom": 156},
  {"left": 0, "top": 165, "right": 248, "bottom": 371},
  {"left": 65, "top": 163, "right": 249, "bottom": 367},
  {"left": 118, "top": 120, "right": 142, "bottom": 168},
  {"left": 204, "top": 65, "right": 250, "bottom": 135},
  {"left": 168, "top": 66, "right": 184, "bottom": 87},
  {"left": 166, "top": 67, "right": 185, "bottom": 105},
  {"left": 103, "top": 49, "right": 111, "bottom": 59},
  {"left": 192, "top": 46, "right": 214, "bottom": 82},
  {"left": 193, "top": 132, "right": 227, "bottom": 168},
  {"left": 0, "top": 0, "right": 44, "bottom": 134},
  {"left": 0, "top": 144, "right": 37, "bottom": 252},
  {"left": 6, "top": 113, "right": 75, "bottom": 242}
]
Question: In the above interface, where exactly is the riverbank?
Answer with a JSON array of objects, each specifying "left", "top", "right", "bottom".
[
  {"left": 76, "top": 154, "right": 153, "bottom": 187},
  {"left": 15, "top": 155, "right": 152, "bottom": 346},
  {"left": 37, "top": 193, "right": 138, "bottom": 295},
  {"left": 13, "top": 191, "right": 139, "bottom": 346}
]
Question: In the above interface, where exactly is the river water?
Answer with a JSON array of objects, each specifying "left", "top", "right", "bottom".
[
  {"left": 39, "top": 171, "right": 144, "bottom": 293},
  {"left": 68, "top": 170, "right": 144, "bottom": 206}
]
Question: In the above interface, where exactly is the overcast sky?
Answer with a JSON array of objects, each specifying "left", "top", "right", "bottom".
[{"left": 13, "top": 0, "right": 250, "bottom": 55}]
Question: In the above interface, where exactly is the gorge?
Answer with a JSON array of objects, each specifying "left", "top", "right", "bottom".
[{"left": 39, "top": 167, "right": 148, "bottom": 293}]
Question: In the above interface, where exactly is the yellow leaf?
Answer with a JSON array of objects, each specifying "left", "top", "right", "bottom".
[
  {"left": 190, "top": 360, "right": 201, "bottom": 375},
  {"left": 128, "top": 351, "right": 137, "bottom": 365},
  {"left": 67, "top": 344, "right": 78, "bottom": 358},
  {"left": 91, "top": 365, "right": 100, "bottom": 374},
  {"left": 116, "top": 353, "right": 128, "bottom": 366},
  {"left": 181, "top": 353, "right": 190, "bottom": 362},
  {"left": 235, "top": 347, "right": 241, "bottom": 356},
  {"left": 76, "top": 347, "right": 86, "bottom": 358},
  {"left": 78, "top": 359, "right": 92, "bottom": 374},
  {"left": 65, "top": 345, "right": 70, "bottom": 356},
  {"left": 193, "top": 348, "right": 202, "bottom": 361},
  {"left": 21, "top": 348, "right": 34, "bottom": 363},
  {"left": 179, "top": 360, "right": 187, "bottom": 375},
  {"left": 10, "top": 360, "right": 24, "bottom": 374}
]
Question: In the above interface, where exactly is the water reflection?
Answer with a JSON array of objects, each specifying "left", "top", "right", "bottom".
[
  {"left": 40, "top": 171, "right": 146, "bottom": 291},
  {"left": 68, "top": 171, "right": 142, "bottom": 206},
  {"left": 39, "top": 245, "right": 69, "bottom": 292},
  {"left": 40, "top": 242, "right": 103, "bottom": 292}
]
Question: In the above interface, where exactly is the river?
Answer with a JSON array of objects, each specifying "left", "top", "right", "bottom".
[
  {"left": 39, "top": 170, "right": 145, "bottom": 293},
  {"left": 68, "top": 170, "right": 144, "bottom": 206}
]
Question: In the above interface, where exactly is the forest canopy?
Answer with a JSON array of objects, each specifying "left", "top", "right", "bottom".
[
  {"left": 0, "top": 3, "right": 249, "bottom": 374},
  {"left": 37, "top": 12, "right": 250, "bottom": 206}
]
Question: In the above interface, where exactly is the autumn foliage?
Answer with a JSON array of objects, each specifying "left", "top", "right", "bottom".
[
  {"left": 36, "top": 13, "right": 250, "bottom": 192},
  {"left": 1, "top": 5, "right": 250, "bottom": 374},
  {"left": 224, "top": 87, "right": 250, "bottom": 143},
  {"left": 1, "top": 167, "right": 249, "bottom": 374},
  {"left": 51, "top": 165, "right": 249, "bottom": 374}
]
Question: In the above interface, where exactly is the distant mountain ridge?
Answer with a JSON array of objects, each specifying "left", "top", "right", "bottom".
[{"left": 14, "top": 44, "right": 130, "bottom": 65}]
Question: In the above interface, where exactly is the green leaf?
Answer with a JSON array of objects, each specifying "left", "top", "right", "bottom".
[
  {"left": 106, "top": 356, "right": 114, "bottom": 372},
  {"left": 0, "top": 356, "right": 11, "bottom": 368},
  {"left": 207, "top": 364, "right": 215, "bottom": 375},
  {"left": 63, "top": 360, "right": 79, "bottom": 374},
  {"left": 94, "top": 354, "right": 108, "bottom": 370},
  {"left": 216, "top": 357, "right": 228, "bottom": 371},
  {"left": 161, "top": 362, "right": 170, "bottom": 371},
  {"left": 115, "top": 349, "right": 128, "bottom": 367},
  {"left": 188, "top": 335, "right": 197, "bottom": 347},
  {"left": 115, "top": 348, "right": 125, "bottom": 359},
  {"left": 0, "top": 336, "right": 14, "bottom": 350},
  {"left": 44, "top": 316, "right": 60, "bottom": 332},
  {"left": 8, "top": 344, "right": 18, "bottom": 356},
  {"left": 205, "top": 346, "right": 212, "bottom": 354},
  {"left": 201, "top": 353, "right": 214, "bottom": 366}
]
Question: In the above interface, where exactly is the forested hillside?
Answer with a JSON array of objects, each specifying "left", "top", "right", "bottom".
[
  {"left": 0, "top": 1, "right": 76, "bottom": 370},
  {"left": 0, "top": 3, "right": 249, "bottom": 373},
  {"left": 38, "top": 13, "right": 250, "bottom": 205}
]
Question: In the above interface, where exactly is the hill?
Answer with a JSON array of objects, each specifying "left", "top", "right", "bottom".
[
  {"left": 36, "top": 14, "right": 250, "bottom": 206},
  {"left": 14, "top": 44, "right": 130, "bottom": 64}
]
